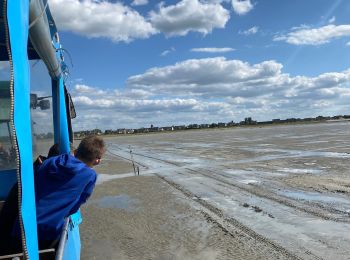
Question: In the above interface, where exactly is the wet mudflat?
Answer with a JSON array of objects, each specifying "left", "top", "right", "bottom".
[{"left": 81, "top": 121, "right": 350, "bottom": 260}]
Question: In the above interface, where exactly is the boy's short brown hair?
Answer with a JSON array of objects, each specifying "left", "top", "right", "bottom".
[{"left": 75, "top": 136, "right": 105, "bottom": 163}]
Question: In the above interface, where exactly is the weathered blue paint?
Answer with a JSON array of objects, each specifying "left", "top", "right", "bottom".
[{"left": 7, "top": 0, "right": 39, "bottom": 258}]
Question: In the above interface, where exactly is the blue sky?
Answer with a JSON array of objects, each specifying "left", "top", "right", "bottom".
[{"left": 30, "top": 0, "right": 350, "bottom": 130}]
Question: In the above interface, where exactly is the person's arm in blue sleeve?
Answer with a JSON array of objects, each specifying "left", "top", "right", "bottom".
[{"left": 69, "top": 174, "right": 97, "bottom": 215}]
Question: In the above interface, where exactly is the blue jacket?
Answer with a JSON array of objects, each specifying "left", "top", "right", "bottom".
[{"left": 34, "top": 154, "right": 96, "bottom": 241}]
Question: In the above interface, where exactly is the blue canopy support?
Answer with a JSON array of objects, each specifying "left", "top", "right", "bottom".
[
  {"left": 7, "top": 0, "right": 39, "bottom": 259},
  {"left": 52, "top": 77, "right": 70, "bottom": 154}
]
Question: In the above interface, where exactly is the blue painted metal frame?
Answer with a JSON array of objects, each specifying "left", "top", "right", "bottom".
[
  {"left": 61, "top": 215, "right": 81, "bottom": 260},
  {"left": 7, "top": 1, "right": 39, "bottom": 259},
  {"left": 52, "top": 78, "right": 70, "bottom": 153},
  {"left": 52, "top": 44, "right": 82, "bottom": 258},
  {"left": 3, "top": 2, "right": 81, "bottom": 259}
]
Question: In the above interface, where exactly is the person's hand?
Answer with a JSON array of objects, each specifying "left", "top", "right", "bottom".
[
  {"left": 37, "top": 155, "right": 44, "bottom": 164},
  {"left": 34, "top": 155, "right": 46, "bottom": 167}
]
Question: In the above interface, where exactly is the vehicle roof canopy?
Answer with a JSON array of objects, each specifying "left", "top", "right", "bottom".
[
  {"left": 0, "top": 0, "right": 62, "bottom": 78},
  {"left": 0, "top": 0, "right": 39, "bottom": 61}
]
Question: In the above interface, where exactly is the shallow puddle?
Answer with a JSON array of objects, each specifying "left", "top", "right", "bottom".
[
  {"left": 281, "top": 190, "right": 350, "bottom": 206},
  {"left": 92, "top": 194, "right": 141, "bottom": 212}
]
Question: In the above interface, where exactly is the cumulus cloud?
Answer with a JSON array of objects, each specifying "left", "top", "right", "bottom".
[
  {"left": 231, "top": 0, "right": 254, "bottom": 15},
  {"left": 127, "top": 57, "right": 284, "bottom": 97},
  {"left": 131, "top": 0, "right": 148, "bottom": 6},
  {"left": 126, "top": 57, "right": 350, "bottom": 110},
  {"left": 71, "top": 83, "right": 233, "bottom": 129},
  {"left": 49, "top": 0, "right": 156, "bottom": 42},
  {"left": 149, "top": 0, "right": 230, "bottom": 36},
  {"left": 239, "top": 26, "right": 258, "bottom": 35},
  {"left": 75, "top": 84, "right": 107, "bottom": 96},
  {"left": 49, "top": 0, "right": 232, "bottom": 42},
  {"left": 69, "top": 57, "right": 350, "bottom": 129},
  {"left": 274, "top": 24, "right": 350, "bottom": 45},
  {"left": 191, "top": 47, "right": 235, "bottom": 53}
]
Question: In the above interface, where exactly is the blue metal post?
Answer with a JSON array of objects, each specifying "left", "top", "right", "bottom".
[
  {"left": 7, "top": 0, "right": 39, "bottom": 258},
  {"left": 52, "top": 77, "right": 70, "bottom": 154}
]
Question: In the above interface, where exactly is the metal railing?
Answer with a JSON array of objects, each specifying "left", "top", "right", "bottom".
[{"left": 55, "top": 218, "right": 70, "bottom": 260}]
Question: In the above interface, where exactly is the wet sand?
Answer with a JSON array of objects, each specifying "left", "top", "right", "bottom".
[
  {"left": 80, "top": 122, "right": 350, "bottom": 260},
  {"left": 81, "top": 175, "right": 289, "bottom": 260}
]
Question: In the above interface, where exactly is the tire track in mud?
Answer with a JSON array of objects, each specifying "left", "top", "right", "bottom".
[
  {"left": 185, "top": 167, "right": 350, "bottom": 223},
  {"left": 108, "top": 145, "right": 349, "bottom": 223},
  {"left": 155, "top": 173, "right": 311, "bottom": 260},
  {"left": 107, "top": 145, "right": 327, "bottom": 259}
]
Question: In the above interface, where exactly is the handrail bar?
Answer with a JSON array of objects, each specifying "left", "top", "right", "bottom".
[
  {"left": 55, "top": 217, "right": 70, "bottom": 260},
  {"left": 0, "top": 249, "right": 55, "bottom": 259}
]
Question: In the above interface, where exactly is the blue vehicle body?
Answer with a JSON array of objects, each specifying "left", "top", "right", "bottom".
[{"left": 0, "top": 0, "right": 81, "bottom": 259}]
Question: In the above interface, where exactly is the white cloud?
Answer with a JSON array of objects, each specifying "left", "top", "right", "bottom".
[
  {"left": 68, "top": 58, "right": 350, "bottom": 129},
  {"left": 75, "top": 84, "right": 107, "bottom": 96},
  {"left": 274, "top": 24, "right": 350, "bottom": 45},
  {"left": 190, "top": 47, "right": 235, "bottom": 53},
  {"left": 75, "top": 84, "right": 94, "bottom": 93},
  {"left": 239, "top": 26, "right": 259, "bottom": 35},
  {"left": 328, "top": 16, "right": 336, "bottom": 24},
  {"left": 127, "top": 57, "right": 284, "bottom": 97},
  {"left": 346, "top": 42, "right": 350, "bottom": 46},
  {"left": 231, "top": 0, "right": 254, "bottom": 15},
  {"left": 161, "top": 47, "right": 176, "bottom": 56},
  {"left": 149, "top": 0, "right": 230, "bottom": 36},
  {"left": 48, "top": 0, "right": 232, "bottom": 42},
  {"left": 49, "top": 0, "right": 156, "bottom": 42},
  {"left": 131, "top": 0, "right": 148, "bottom": 6},
  {"left": 126, "top": 57, "right": 350, "bottom": 107}
]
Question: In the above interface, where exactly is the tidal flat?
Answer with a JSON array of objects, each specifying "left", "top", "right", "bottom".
[{"left": 81, "top": 121, "right": 350, "bottom": 260}]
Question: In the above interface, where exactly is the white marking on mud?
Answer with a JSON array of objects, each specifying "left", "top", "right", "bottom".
[
  {"left": 97, "top": 172, "right": 152, "bottom": 184},
  {"left": 239, "top": 179, "right": 260, "bottom": 185},
  {"left": 278, "top": 168, "right": 322, "bottom": 174},
  {"left": 303, "top": 162, "right": 316, "bottom": 166},
  {"left": 224, "top": 169, "right": 251, "bottom": 175},
  {"left": 304, "top": 140, "right": 329, "bottom": 144}
]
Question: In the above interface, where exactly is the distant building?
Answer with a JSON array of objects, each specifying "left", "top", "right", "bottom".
[
  {"left": 187, "top": 124, "right": 199, "bottom": 129},
  {"left": 174, "top": 125, "right": 186, "bottom": 130},
  {"left": 227, "top": 121, "right": 237, "bottom": 127},
  {"left": 117, "top": 128, "right": 126, "bottom": 134},
  {"left": 163, "top": 126, "right": 174, "bottom": 131},
  {"left": 240, "top": 117, "right": 257, "bottom": 125}
]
